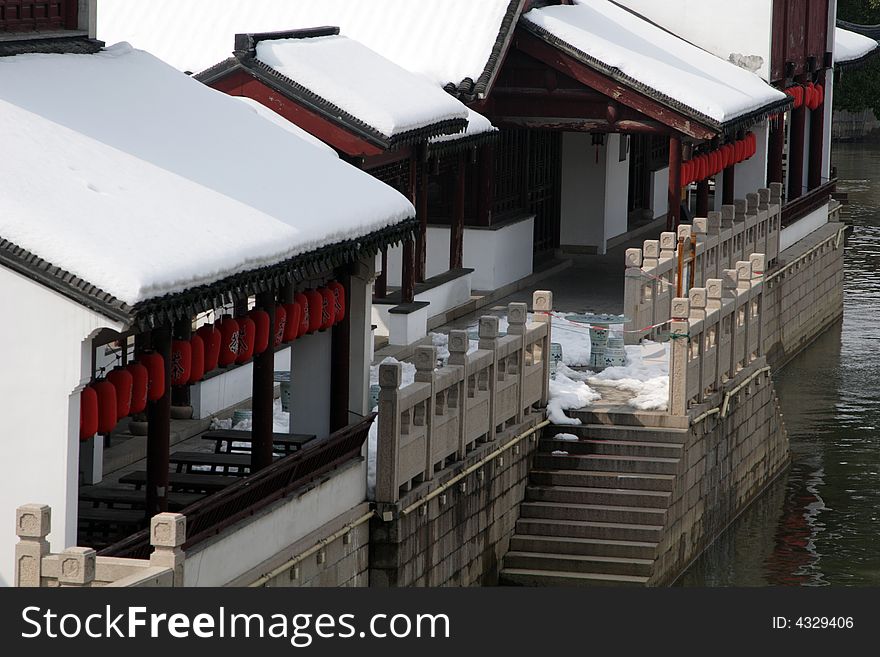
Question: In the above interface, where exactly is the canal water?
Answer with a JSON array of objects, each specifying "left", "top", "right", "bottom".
[{"left": 679, "top": 143, "right": 880, "bottom": 586}]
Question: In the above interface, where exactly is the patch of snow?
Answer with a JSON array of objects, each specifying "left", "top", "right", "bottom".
[
  {"left": 523, "top": 0, "right": 787, "bottom": 123},
  {"left": 0, "top": 45, "right": 413, "bottom": 306},
  {"left": 234, "top": 96, "right": 338, "bottom": 156},
  {"left": 551, "top": 450, "right": 569, "bottom": 456},
  {"left": 367, "top": 357, "right": 417, "bottom": 499},
  {"left": 430, "top": 107, "right": 497, "bottom": 143},
  {"left": 835, "top": 27, "right": 879, "bottom": 64},
  {"left": 98, "top": 0, "right": 515, "bottom": 89},
  {"left": 547, "top": 370, "right": 601, "bottom": 425},
  {"left": 553, "top": 433, "right": 580, "bottom": 442},
  {"left": 256, "top": 35, "right": 469, "bottom": 139},
  {"left": 588, "top": 342, "right": 670, "bottom": 412}
]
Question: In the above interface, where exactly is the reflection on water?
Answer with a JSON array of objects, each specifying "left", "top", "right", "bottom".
[{"left": 679, "top": 143, "right": 880, "bottom": 586}]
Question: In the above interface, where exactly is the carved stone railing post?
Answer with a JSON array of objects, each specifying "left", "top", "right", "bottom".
[
  {"left": 533, "top": 290, "right": 553, "bottom": 406},
  {"left": 376, "top": 361, "right": 402, "bottom": 504},
  {"left": 769, "top": 182, "right": 783, "bottom": 206},
  {"left": 478, "top": 315, "right": 500, "bottom": 438},
  {"left": 15, "top": 504, "right": 51, "bottom": 587},
  {"left": 448, "top": 329, "right": 469, "bottom": 459},
  {"left": 58, "top": 547, "right": 96, "bottom": 588},
  {"left": 507, "top": 302, "right": 528, "bottom": 422},
  {"left": 668, "top": 298, "right": 691, "bottom": 417},
  {"left": 149, "top": 513, "right": 186, "bottom": 587},
  {"left": 624, "top": 248, "right": 643, "bottom": 344},
  {"left": 707, "top": 278, "right": 724, "bottom": 393},
  {"left": 413, "top": 345, "right": 437, "bottom": 481}
]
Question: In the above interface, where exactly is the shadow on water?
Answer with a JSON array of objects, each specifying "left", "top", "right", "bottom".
[{"left": 678, "top": 142, "right": 880, "bottom": 586}]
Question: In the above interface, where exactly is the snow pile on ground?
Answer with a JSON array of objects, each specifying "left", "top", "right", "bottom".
[
  {"left": 550, "top": 313, "right": 594, "bottom": 366},
  {"left": 587, "top": 342, "right": 670, "bottom": 411},
  {"left": 209, "top": 397, "right": 290, "bottom": 434},
  {"left": 547, "top": 369, "right": 601, "bottom": 425},
  {"left": 553, "top": 433, "right": 580, "bottom": 442}
]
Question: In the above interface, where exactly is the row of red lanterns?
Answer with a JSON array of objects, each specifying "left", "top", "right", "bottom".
[
  {"left": 681, "top": 133, "right": 757, "bottom": 186},
  {"left": 785, "top": 82, "right": 825, "bottom": 111},
  {"left": 80, "top": 282, "right": 346, "bottom": 441}
]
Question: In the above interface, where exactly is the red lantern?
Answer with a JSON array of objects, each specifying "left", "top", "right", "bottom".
[
  {"left": 712, "top": 151, "right": 722, "bottom": 176},
  {"left": 80, "top": 385, "right": 99, "bottom": 441},
  {"left": 273, "top": 304, "right": 287, "bottom": 348},
  {"left": 681, "top": 161, "right": 691, "bottom": 186},
  {"left": 139, "top": 352, "right": 165, "bottom": 402},
  {"left": 94, "top": 380, "right": 118, "bottom": 434},
  {"left": 106, "top": 368, "right": 133, "bottom": 420},
  {"left": 329, "top": 281, "right": 346, "bottom": 324},
  {"left": 170, "top": 339, "right": 192, "bottom": 387},
  {"left": 305, "top": 290, "right": 323, "bottom": 334},
  {"left": 735, "top": 140, "right": 744, "bottom": 163},
  {"left": 295, "top": 293, "right": 310, "bottom": 336},
  {"left": 236, "top": 316, "right": 256, "bottom": 363},
  {"left": 250, "top": 309, "right": 270, "bottom": 355},
  {"left": 319, "top": 287, "right": 336, "bottom": 331},
  {"left": 190, "top": 334, "right": 205, "bottom": 384},
  {"left": 283, "top": 302, "right": 302, "bottom": 342},
  {"left": 748, "top": 132, "right": 756, "bottom": 158},
  {"left": 217, "top": 317, "right": 240, "bottom": 366},
  {"left": 816, "top": 83, "right": 824, "bottom": 106},
  {"left": 725, "top": 143, "right": 736, "bottom": 168},
  {"left": 699, "top": 154, "right": 709, "bottom": 180},
  {"left": 127, "top": 362, "right": 149, "bottom": 415},
  {"left": 197, "top": 325, "right": 221, "bottom": 373}
]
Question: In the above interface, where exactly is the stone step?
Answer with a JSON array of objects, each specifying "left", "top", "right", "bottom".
[
  {"left": 564, "top": 409, "right": 689, "bottom": 430},
  {"left": 526, "top": 484, "right": 671, "bottom": 508},
  {"left": 545, "top": 423, "right": 689, "bottom": 444},
  {"left": 503, "top": 551, "right": 654, "bottom": 577},
  {"left": 500, "top": 567, "right": 649, "bottom": 587},
  {"left": 534, "top": 453, "right": 680, "bottom": 475},
  {"left": 540, "top": 438, "right": 683, "bottom": 458},
  {"left": 521, "top": 501, "right": 667, "bottom": 525},
  {"left": 515, "top": 517, "right": 663, "bottom": 542},
  {"left": 530, "top": 469, "right": 676, "bottom": 491},
  {"left": 509, "top": 534, "right": 657, "bottom": 560}
]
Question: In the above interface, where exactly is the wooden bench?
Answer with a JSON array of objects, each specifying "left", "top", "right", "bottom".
[
  {"left": 169, "top": 451, "right": 274, "bottom": 475},
  {"left": 119, "top": 470, "right": 238, "bottom": 494},
  {"left": 202, "top": 430, "right": 316, "bottom": 455},
  {"left": 79, "top": 487, "right": 202, "bottom": 511}
]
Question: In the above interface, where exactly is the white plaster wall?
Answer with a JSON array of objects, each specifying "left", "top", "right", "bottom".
[
  {"left": 288, "top": 329, "right": 332, "bottom": 439},
  {"left": 652, "top": 167, "right": 670, "bottom": 219},
  {"left": 465, "top": 217, "right": 534, "bottom": 291},
  {"left": 604, "top": 134, "right": 630, "bottom": 242},
  {"left": 561, "top": 132, "right": 606, "bottom": 251},
  {"left": 822, "top": 74, "right": 834, "bottom": 183},
  {"left": 183, "top": 458, "right": 367, "bottom": 586},
  {"left": 780, "top": 203, "right": 830, "bottom": 252},
  {"left": 734, "top": 121, "right": 771, "bottom": 199},
  {"left": 191, "top": 348, "right": 290, "bottom": 419},
  {"left": 0, "top": 267, "right": 122, "bottom": 586},
  {"left": 349, "top": 263, "right": 374, "bottom": 419},
  {"left": 614, "top": 0, "right": 775, "bottom": 81}
]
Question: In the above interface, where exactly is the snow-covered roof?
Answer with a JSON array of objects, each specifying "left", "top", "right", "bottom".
[
  {"left": 224, "top": 30, "right": 469, "bottom": 144},
  {"left": 835, "top": 26, "right": 879, "bottom": 65},
  {"left": 522, "top": 0, "right": 788, "bottom": 128},
  {"left": 234, "top": 96, "right": 338, "bottom": 157},
  {"left": 430, "top": 108, "right": 497, "bottom": 145},
  {"left": 97, "top": 0, "right": 523, "bottom": 99},
  {"left": 0, "top": 45, "right": 414, "bottom": 311}
]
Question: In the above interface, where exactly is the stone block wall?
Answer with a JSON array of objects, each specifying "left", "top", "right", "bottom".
[
  {"left": 370, "top": 418, "right": 540, "bottom": 587},
  {"left": 763, "top": 222, "right": 845, "bottom": 368},
  {"left": 651, "top": 363, "right": 788, "bottom": 585}
]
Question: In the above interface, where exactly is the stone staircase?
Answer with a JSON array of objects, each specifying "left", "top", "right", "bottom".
[{"left": 500, "top": 417, "right": 687, "bottom": 586}]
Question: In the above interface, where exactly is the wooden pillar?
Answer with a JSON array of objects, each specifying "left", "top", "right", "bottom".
[
  {"left": 251, "top": 292, "right": 276, "bottom": 472},
  {"left": 696, "top": 180, "right": 710, "bottom": 217},
  {"left": 146, "top": 325, "right": 172, "bottom": 517},
  {"left": 476, "top": 143, "right": 495, "bottom": 227},
  {"left": 375, "top": 247, "right": 388, "bottom": 299},
  {"left": 722, "top": 164, "right": 736, "bottom": 206},
  {"left": 667, "top": 134, "right": 682, "bottom": 231},
  {"left": 768, "top": 114, "right": 785, "bottom": 187},
  {"left": 401, "top": 239, "right": 416, "bottom": 303},
  {"left": 808, "top": 72, "right": 827, "bottom": 191},
  {"left": 416, "top": 157, "right": 428, "bottom": 282},
  {"left": 330, "top": 270, "right": 352, "bottom": 432},
  {"left": 450, "top": 152, "right": 466, "bottom": 270},
  {"left": 788, "top": 101, "right": 807, "bottom": 201},
  {"left": 170, "top": 319, "right": 191, "bottom": 412}
]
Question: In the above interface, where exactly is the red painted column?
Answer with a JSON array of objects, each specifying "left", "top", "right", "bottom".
[
  {"left": 768, "top": 114, "right": 785, "bottom": 188},
  {"left": 696, "top": 180, "right": 710, "bottom": 217},
  {"left": 788, "top": 101, "right": 807, "bottom": 201},
  {"left": 808, "top": 72, "right": 827, "bottom": 191},
  {"left": 450, "top": 153, "right": 466, "bottom": 270},
  {"left": 722, "top": 165, "right": 736, "bottom": 206},
  {"left": 667, "top": 134, "right": 682, "bottom": 232},
  {"left": 416, "top": 160, "right": 428, "bottom": 282},
  {"left": 476, "top": 143, "right": 495, "bottom": 227},
  {"left": 251, "top": 291, "right": 276, "bottom": 472},
  {"left": 375, "top": 247, "right": 388, "bottom": 299},
  {"left": 146, "top": 325, "right": 172, "bottom": 517},
  {"left": 401, "top": 240, "right": 415, "bottom": 303}
]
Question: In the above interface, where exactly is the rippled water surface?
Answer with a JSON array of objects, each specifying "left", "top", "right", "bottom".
[{"left": 679, "top": 143, "right": 880, "bottom": 586}]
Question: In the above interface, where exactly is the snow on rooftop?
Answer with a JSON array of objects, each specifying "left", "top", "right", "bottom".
[
  {"left": 835, "top": 27, "right": 879, "bottom": 64},
  {"left": 234, "top": 96, "right": 338, "bottom": 157},
  {"left": 0, "top": 44, "right": 414, "bottom": 306},
  {"left": 254, "top": 34, "right": 468, "bottom": 138},
  {"left": 97, "top": 0, "right": 516, "bottom": 89},
  {"left": 523, "top": 0, "right": 787, "bottom": 125},
  {"left": 430, "top": 107, "right": 497, "bottom": 144}
]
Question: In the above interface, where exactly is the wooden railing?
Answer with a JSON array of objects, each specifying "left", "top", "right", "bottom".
[
  {"left": 375, "top": 298, "right": 552, "bottom": 504},
  {"left": 624, "top": 183, "right": 783, "bottom": 345},
  {"left": 0, "top": 1, "right": 77, "bottom": 32},
  {"left": 781, "top": 178, "right": 837, "bottom": 228},
  {"left": 99, "top": 417, "right": 372, "bottom": 559}
]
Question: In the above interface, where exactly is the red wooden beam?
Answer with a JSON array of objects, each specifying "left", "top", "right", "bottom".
[
  {"left": 492, "top": 116, "right": 668, "bottom": 134},
  {"left": 668, "top": 135, "right": 683, "bottom": 232},
  {"left": 514, "top": 30, "right": 717, "bottom": 140},
  {"left": 209, "top": 71, "right": 385, "bottom": 158}
]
